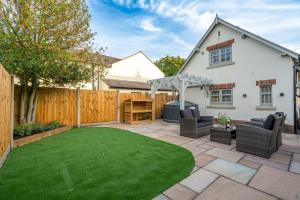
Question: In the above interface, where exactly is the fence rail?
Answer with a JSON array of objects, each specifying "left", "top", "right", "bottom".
[{"left": 14, "top": 87, "right": 174, "bottom": 126}]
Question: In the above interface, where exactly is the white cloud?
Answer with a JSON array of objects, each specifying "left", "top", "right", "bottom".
[{"left": 139, "top": 18, "right": 162, "bottom": 32}]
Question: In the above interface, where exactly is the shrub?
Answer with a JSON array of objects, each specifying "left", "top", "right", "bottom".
[
  {"left": 31, "top": 124, "right": 44, "bottom": 134},
  {"left": 14, "top": 124, "right": 32, "bottom": 136},
  {"left": 48, "top": 121, "right": 60, "bottom": 129}
]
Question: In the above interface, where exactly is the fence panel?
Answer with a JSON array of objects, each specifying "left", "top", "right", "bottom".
[
  {"left": 0, "top": 65, "right": 11, "bottom": 158},
  {"left": 35, "top": 88, "right": 77, "bottom": 126},
  {"left": 80, "top": 90, "right": 118, "bottom": 124}
]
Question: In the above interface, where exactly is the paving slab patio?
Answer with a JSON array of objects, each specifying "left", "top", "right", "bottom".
[
  {"left": 293, "top": 153, "right": 300, "bottom": 162},
  {"left": 289, "top": 161, "right": 300, "bottom": 174},
  {"left": 156, "top": 135, "right": 192, "bottom": 145},
  {"left": 249, "top": 165, "right": 300, "bottom": 200},
  {"left": 163, "top": 184, "right": 198, "bottom": 200},
  {"left": 204, "top": 159, "right": 256, "bottom": 184},
  {"left": 238, "top": 158, "right": 261, "bottom": 169},
  {"left": 101, "top": 121, "right": 300, "bottom": 200},
  {"left": 194, "top": 177, "right": 277, "bottom": 200},
  {"left": 205, "top": 148, "right": 244, "bottom": 162},
  {"left": 194, "top": 153, "right": 216, "bottom": 167},
  {"left": 152, "top": 194, "right": 170, "bottom": 200},
  {"left": 243, "top": 154, "right": 289, "bottom": 171},
  {"left": 180, "top": 169, "right": 219, "bottom": 193}
]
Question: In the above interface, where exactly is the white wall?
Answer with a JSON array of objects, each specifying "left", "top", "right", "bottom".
[
  {"left": 106, "top": 52, "right": 164, "bottom": 82},
  {"left": 182, "top": 24, "right": 295, "bottom": 124}
]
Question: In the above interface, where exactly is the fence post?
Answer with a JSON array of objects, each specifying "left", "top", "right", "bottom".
[
  {"left": 116, "top": 90, "right": 120, "bottom": 123},
  {"left": 76, "top": 87, "right": 80, "bottom": 127},
  {"left": 10, "top": 75, "right": 14, "bottom": 149}
]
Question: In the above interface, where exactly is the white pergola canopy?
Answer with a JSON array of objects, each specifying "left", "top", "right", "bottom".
[{"left": 148, "top": 74, "right": 213, "bottom": 110}]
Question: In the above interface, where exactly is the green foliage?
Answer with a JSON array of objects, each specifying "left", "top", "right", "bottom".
[
  {"left": 14, "top": 124, "right": 32, "bottom": 136},
  {"left": 0, "top": 0, "right": 95, "bottom": 87},
  {"left": 14, "top": 121, "right": 61, "bottom": 136},
  {"left": 218, "top": 115, "right": 228, "bottom": 125},
  {"left": 31, "top": 124, "right": 44, "bottom": 134},
  {"left": 154, "top": 55, "right": 185, "bottom": 76}
]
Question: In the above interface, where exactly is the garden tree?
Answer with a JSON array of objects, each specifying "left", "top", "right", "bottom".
[
  {"left": 154, "top": 55, "right": 185, "bottom": 77},
  {"left": 73, "top": 47, "right": 110, "bottom": 90},
  {"left": 0, "top": 0, "right": 95, "bottom": 124}
]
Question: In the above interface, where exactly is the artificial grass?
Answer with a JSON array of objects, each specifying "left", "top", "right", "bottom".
[{"left": 0, "top": 127, "right": 194, "bottom": 200}]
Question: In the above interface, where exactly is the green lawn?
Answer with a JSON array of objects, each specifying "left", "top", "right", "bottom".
[{"left": 0, "top": 127, "right": 194, "bottom": 200}]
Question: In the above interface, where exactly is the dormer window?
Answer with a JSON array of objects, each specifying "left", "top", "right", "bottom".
[
  {"left": 210, "top": 46, "right": 232, "bottom": 64},
  {"left": 207, "top": 39, "right": 234, "bottom": 67}
]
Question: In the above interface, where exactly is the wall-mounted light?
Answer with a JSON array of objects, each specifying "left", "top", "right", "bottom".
[
  {"left": 280, "top": 92, "right": 284, "bottom": 97},
  {"left": 243, "top": 94, "right": 247, "bottom": 98}
]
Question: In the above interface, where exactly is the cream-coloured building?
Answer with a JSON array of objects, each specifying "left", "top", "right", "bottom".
[
  {"left": 179, "top": 16, "right": 300, "bottom": 127},
  {"left": 84, "top": 51, "right": 170, "bottom": 93}
]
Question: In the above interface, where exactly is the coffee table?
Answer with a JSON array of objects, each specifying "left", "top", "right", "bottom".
[{"left": 210, "top": 126, "right": 236, "bottom": 145}]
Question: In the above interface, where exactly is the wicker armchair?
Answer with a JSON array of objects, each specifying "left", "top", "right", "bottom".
[
  {"left": 276, "top": 115, "right": 286, "bottom": 150},
  {"left": 236, "top": 116, "right": 283, "bottom": 158},
  {"left": 180, "top": 109, "right": 213, "bottom": 138}
]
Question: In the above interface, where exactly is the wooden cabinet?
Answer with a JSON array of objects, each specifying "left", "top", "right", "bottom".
[{"left": 124, "top": 99, "right": 155, "bottom": 124}]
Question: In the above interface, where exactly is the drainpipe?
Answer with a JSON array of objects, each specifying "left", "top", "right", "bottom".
[
  {"left": 293, "top": 63, "right": 297, "bottom": 134},
  {"left": 294, "top": 55, "right": 300, "bottom": 134}
]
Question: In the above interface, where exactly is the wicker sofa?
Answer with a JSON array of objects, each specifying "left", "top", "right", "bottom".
[
  {"left": 248, "top": 112, "right": 286, "bottom": 149},
  {"left": 236, "top": 116, "right": 283, "bottom": 158},
  {"left": 179, "top": 108, "right": 213, "bottom": 138}
]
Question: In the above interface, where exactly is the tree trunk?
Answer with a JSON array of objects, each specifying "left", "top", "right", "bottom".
[
  {"left": 26, "top": 83, "right": 38, "bottom": 123},
  {"left": 20, "top": 84, "right": 28, "bottom": 124},
  {"left": 19, "top": 81, "right": 39, "bottom": 124}
]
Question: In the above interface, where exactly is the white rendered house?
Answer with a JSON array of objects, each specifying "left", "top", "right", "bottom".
[
  {"left": 178, "top": 16, "right": 300, "bottom": 128},
  {"left": 84, "top": 51, "right": 168, "bottom": 92}
]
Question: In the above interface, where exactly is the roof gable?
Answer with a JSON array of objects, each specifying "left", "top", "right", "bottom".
[{"left": 179, "top": 16, "right": 299, "bottom": 73}]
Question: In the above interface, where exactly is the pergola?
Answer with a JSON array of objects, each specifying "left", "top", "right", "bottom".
[{"left": 148, "top": 74, "right": 213, "bottom": 110}]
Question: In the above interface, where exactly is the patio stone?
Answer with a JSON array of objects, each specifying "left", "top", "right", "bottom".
[
  {"left": 152, "top": 194, "right": 170, "bottom": 200},
  {"left": 194, "top": 153, "right": 216, "bottom": 167},
  {"left": 180, "top": 169, "right": 219, "bottom": 193},
  {"left": 270, "top": 152, "right": 291, "bottom": 165},
  {"left": 181, "top": 141, "right": 208, "bottom": 156},
  {"left": 289, "top": 161, "right": 300, "bottom": 175},
  {"left": 194, "top": 177, "right": 276, "bottom": 200},
  {"left": 277, "top": 149, "right": 293, "bottom": 156},
  {"left": 293, "top": 153, "right": 300, "bottom": 162},
  {"left": 198, "top": 143, "right": 214, "bottom": 150},
  {"left": 238, "top": 159, "right": 261, "bottom": 169},
  {"left": 163, "top": 184, "right": 198, "bottom": 200},
  {"left": 249, "top": 165, "right": 300, "bottom": 200},
  {"left": 243, "top": 154, "right": 289, "bottom": 171},
  {"left": 205, "top": 141, "right": 235, "bottom": 150},
  {"left": 191, "top": 166, "right": 199, "bottom": 174},
  {"left": 156, "top": 135, "right": 192, "bottom": 145},
  {"left": 204, "top": 159, "right": 256, "bottom": 184},
  {"left": 205, "top": 148, "right": 244, "bottom": 162}
]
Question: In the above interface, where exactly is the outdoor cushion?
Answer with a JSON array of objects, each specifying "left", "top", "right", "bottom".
[
  {"left": 274, "top": 112, "right": 284, "bottom": 117},
  {"left": 180, "top": 109, "right": 194, "bottom": 119},
  {"left": 191, "top": 108, "right": 201, "bottom": 122},
  {"left": 197, "top": 121, "right": 213, "bottom": 128},
  {"left": 263, "top": 114, "right": 275, "bottom": 130}
]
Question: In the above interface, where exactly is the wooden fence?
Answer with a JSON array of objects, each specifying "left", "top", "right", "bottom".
[
  {"left": 14, "top": 87, "right": 174, "bottom": 126},
  {"left": 0, "top": 64, "right": 12, "bottom": 162}
]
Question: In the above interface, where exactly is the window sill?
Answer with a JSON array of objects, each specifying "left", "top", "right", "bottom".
[
  {"left": 207, "top": 105, "right": 236, "bottom": 109},
  {"left": 207, "top": 61, "right": 235, "bottom": 69},
  {"left": 256, "top": 106, "right": 276, "bottom": 111}
]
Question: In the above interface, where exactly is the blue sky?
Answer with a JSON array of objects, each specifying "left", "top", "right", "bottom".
[{"left": 87, "top": 0, "right": 300, "bottom": 61}]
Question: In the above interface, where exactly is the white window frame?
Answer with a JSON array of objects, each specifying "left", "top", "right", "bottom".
[
  {"left": 209, "top": 46, "right": 232, "bottom": 65},
  {"left": 210, "top": 89, "right": 233, "bottom": 104},
  {"left": 260, "top": 85, "right": 272, "bottom": 106}
]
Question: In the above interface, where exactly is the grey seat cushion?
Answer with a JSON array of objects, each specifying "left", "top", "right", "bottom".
[
  {"left": 263, "top": 114, "right": 275, "bottom": 130},
  {"left": 180, "top": 109, "right": 194, "bottom": 119},
  {"left": 197, "top": 121, "right": 213, "bottom": 128}
]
